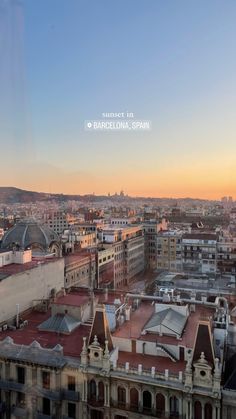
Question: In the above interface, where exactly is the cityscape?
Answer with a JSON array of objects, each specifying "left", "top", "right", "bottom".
[{"left": 1, "top": 1, "right": 236, "bottom": 419}]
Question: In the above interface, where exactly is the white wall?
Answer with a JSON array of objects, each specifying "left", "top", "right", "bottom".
[
  {"left": 0, "top": 250, "right": 32, "bottom": 267},
  {"left": 0, "top": 259, "right": 64, "bottom": 323},
  {"left": 112, "top": 336, "right": 132, "bottom": 352}
]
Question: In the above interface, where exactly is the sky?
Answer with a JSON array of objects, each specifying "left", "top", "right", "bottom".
[{"left": 0, "top": 0, "right": 236, "bottom": 199}]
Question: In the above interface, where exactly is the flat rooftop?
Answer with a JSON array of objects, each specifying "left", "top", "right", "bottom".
[
  {"left": 118, "top": 351, "right": 186, "bottom": 374},
  {"left": 113, "top": 300, "right": 215, "bottom": 349},
  {"left": 0, "top": 257, "right": 61, "bottom": 279},
  {"left": 0, "top": 309, "right": 90, "bottom": 358}
]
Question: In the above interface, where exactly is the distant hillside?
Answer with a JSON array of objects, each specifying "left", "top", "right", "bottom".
[
  {"left": 0, "top": 187, "right": 49, "bottom": 203},
  {"left": 0, "top": 187, "right": 218, "bottom": 204}
]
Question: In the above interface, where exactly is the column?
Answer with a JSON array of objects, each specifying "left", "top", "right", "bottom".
[
  {"left": 107, "top": 383, "right": 110, "bottom": 407},
  {"left": 183, "top": 398, "right": 188, "bottom": 419},
  {"left": 178, "top": 397, "right": 183, "bottom": 415},
  {"left": 202, "top": 402, "right": 205, "bottom": 419},
  {"left": 26, "top": 365, "right": 32, "bottom": 386},
  {"left": 125, "top": 386, "right": 129, "bottom": 408},
  {"left": 213, "top": 404, "right": 216, "bottom": 419},
  {"left": 96, "top": 381, "right": 99, "bottom": 401},
  {"left": 37, "top": 367, "right": 42, "bottom": 387},
  {"left": 50, "top": 370, "right": 56, "bottom": 390},
  {"left": 165, "top": 394, "right": 170, "bottom": 416},
  {"left": 138, "top": 388, "right": 142, "bottom": 412},
  {"left": 189, "top": 399, "right": 192, "bottom": 419},
  {"left": 82, "top": 379, "right": 87, "bottom": 402}
]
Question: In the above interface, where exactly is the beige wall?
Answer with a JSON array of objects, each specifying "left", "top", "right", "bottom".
[{"left": 0, "top": 259, "right": 64, "bottom": 324}]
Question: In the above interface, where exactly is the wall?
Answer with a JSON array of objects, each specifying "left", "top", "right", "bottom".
[{"left": 0, "top": 259, "right": 64, "bottom": 324}]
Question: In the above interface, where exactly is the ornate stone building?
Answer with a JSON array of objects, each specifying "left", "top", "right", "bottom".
[{"left": 0, "top": 288, "right": 228, "bottom": 419}]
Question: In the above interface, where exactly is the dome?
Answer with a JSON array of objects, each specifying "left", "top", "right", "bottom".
[{"left": 1, "top": 218, "right": 61, "bottom": 255}]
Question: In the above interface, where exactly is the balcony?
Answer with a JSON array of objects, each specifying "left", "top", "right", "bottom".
[
  {"left": 87, "top": 397, "right": 104, "bottom": 408},
  {"left": 61, "top": 389, "right": 80, "bottom": 402},
  {"left": 11, "top": 405, "right": 28, "bottom": 418},
  {"left": 0, "top": 379, "right": 25, "bottom": 392},
  {"left": 111, "top": 401, "right": 185, "bottom": 418}
]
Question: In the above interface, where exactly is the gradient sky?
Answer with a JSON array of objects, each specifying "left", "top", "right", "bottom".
[{"left": 0, "top": 0, "right": 236, "bottom": 199}]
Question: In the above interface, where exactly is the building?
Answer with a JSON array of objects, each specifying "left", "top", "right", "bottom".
[
  {"left": 99, "top": 225, "right": 144, "bottom": 288},
  {"left": 217, "top": 232, "right": 236, "bottom": 274},
  {"left": 181, "top": 233, "right": 218, "bottom": 274},
  {"left": 1, "top": 218, "right": 61, "bottom": 257},
  {"left": 62, "top": 226, "right": 97, "bottom": 254},
  {"left": 97, "top": 247, "right": 115, "bottom": 288},
  {"left": 156, "top": 230, "right": 182, "bottom": 272},
  {"left": 44, "top": 212, "right": 70, "bottom": 235},
  {"left": 0, "top": 249, "right": 64, "bottom": 325},
  {"left": 143, "top": 219, "right": 168, "bottom": 270},
  {"left": 0, "top": 288, "right": 227, "bottom": 419},
  {"left": 64, "top": 252, "right": 96, "bottom": 289}
]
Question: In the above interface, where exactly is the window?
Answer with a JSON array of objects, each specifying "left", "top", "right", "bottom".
[
  {"left": 68, "top": 402, "right": 76, "bottom": 419},
  {"left": 42, "top": 371, "right": 50, "bottom": 389},
  {"left": 42, "top": 398, "right": 50, "bottom": 415},
  {"left": 17, "top": 366, "right": 25, "bottom": 384},
  {"left": 68, "top": 375, "right": 76, "bottom": 391}
]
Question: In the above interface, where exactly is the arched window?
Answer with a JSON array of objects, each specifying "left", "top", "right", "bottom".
[
  {"left": 205, "top": 403, "right": 212, "bottom": 419},
  {"left": 170, "top": 396, "right": 179, "bottom": 416},
  {"left": 143, "top": 390, "right": 152, "bottom": 411},
  {"left": 98, "top": 381, "right": 104, "bottom": 402},
  {"left": 117, "top": 386, "right": 126, "bottom": 407},
  {"left": 194, "top": 401, "right": 202, "bottom": 419},
  {"left": 89, "top": 379, "right": 96, "bottom": 400},
  {"left": 130, "top": 388, "right": 139, "bottom": 410},
  {"left": 156, "top": 393, "right": 165, "bottom": 417}
]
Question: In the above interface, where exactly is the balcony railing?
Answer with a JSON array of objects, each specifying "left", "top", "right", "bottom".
[
  {"left": 87, "top": 396, "right": 104, "bottom": 407},
  {"left": 0, "top": 379, "right": 25, "bottom": 392},
  {"left": 61, "top": 389, "right": 80, "bottom": 402},
  {"left": 113, "top": 363, "right": 183, "bottom": 384},
  {"left": 110, "top": 401, "right": 185, "bottom": 418}
]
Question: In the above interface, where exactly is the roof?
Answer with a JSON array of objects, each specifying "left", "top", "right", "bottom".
[
  {"left": 88, "top": 305, "right": 113, "bottom": 351},
  {"left": 65, "top": 252, "right": 95, "bottom": 266},
  {"left": 54, "top": 293, "right": 91, "bottom": 307},
  {"left": 144, "top": 308, "right": 186, "bottom": 336},
  {"left": 1, "top": 218, "right": 59, "bottom": 251},
  {"left": 118, "top": 351, "right": 186, "bottom": 374},
  {"left": 192, "top": 322, "right": 215, "bottom": 367},
  {"left": 182, "top": 233, "right": 217, "bottom": 241},
  {"left": 0, "top": 257, "right": 61, "bottom": 279},
  {"left": 0, "top": 336, "right": 66, "bottom": 368},
  {"left": 113, "top": 301, "right": 215, "bottom": 349},
  {"left": 0, "top": 309, "right": 90, "bottom": 359},
  {"left": 38, "top": 313, "right": 80, "bottom": 334}
]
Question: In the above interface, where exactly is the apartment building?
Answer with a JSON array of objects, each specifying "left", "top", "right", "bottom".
[
  {"left": 98, "top": 225, "right": 144, "bottom": 288},
  {"left": 97, "top": 247, "right": 115, "bottom": 288},
  {"left": 156, "top": 230, "right": 182, "bottom": 272},
  {"left": 64, "top": 252, "right": 96, "bottom": 289},
  {"left": 44, "top": 211, "right": 70, "bottom": 235},
  {"left": 217, "top": 232, "right": 236, "bottom": 274},
  {"left": 62, "top": 227, "right": 97, "bottom": 254},
  {"left": 181, "top": 233, "right": 218, "bottom": 274},
  {"left": 143, "top": 219, "right": 168, "bottom": 270}
]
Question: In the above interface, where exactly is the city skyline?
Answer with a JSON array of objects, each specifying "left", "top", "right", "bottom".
[{"left": 0, "top": 0, "right": 236, "bottom": 199}]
